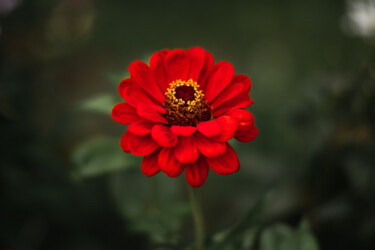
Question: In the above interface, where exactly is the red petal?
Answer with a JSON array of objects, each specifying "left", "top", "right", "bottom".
[
  {"left": 185, "top": 157, "right": 209, "bottom": 188},
  {"left": 213, "top": 99, "right": 254, "bottom": 117},
  {"left": 235, "top": 125, "right": 259, "bottom": 142},
  {"left": 207, "top": 143, "right": 240, "bottom": 175},
  {"left": 234, "top": 74, "right": 252, "bottom": 92},
  {"left": 226, "top": 109, "right": 257, "bottom": 142},
  {"left": 174, "top": 136, "right": 199, "bottom": 163},
  {"left": 198, "top": 52, "right": 214, "bottom": 88},
  {"left": 231, "top": 99, "right": 254, "bottom": 110},
  {"left": 212, "top": 115, "right": 238, "bottom": 142},
  {"left": 137, "top": 103, "right": 167, "bottom": 124},
  {"left": 127, "top": 133, "right": 159, "bottom": 156},
  {"left": 122, "top": 83, "right": 158, "bottom": 107},
  {"left": 147, "top": 103, "right": 167, "bottom": 114},
  {"left": 211, "top": 82, "right": 243, "bottom": 110},
  {"left": 188, "top": 47, "right": 206, "bottom": 81},
  {"left": 197, "top": 120, "right": 221, "bottom": 137},
  {"left": 129, "top": 60, "right": 165, "bottom": 103},
  {"left": 120, "top": 132, "right": 134, "bottom": 152},
  {"left": 118, "top": 78, "right": 131, "bottom": 99},
  {"left": 158, "top": 147, "right": 185, "bottom": 177},
  {"left": 171, "top": 125, "right": 197, "bottom": 136},
  {"left": 226, "top": 109, "right": 255, "bottom": 127},
  {"left": 194, "top": 133, "right": 226, "bottom": 158},
  {"left": 211, "top": 75, "right": 252, "bottom": 116},
  {"left": 141, "top": 149, "right": 161, "bottom": 177},
  {"left": 128, "top": 120, "right": 154, "bottom": 135},
  {"left": 150, "top": 50, "right": 169, "bottom": 92},
  {"left": 204, "top": 61, "right": 234, "bottom": 103},
  {"left": 151, "top": 124, "right": 178, "bottom": 148},
  {"left": 165, "top": 49, "right": 191, "bottom": 82},
  {"left": 112, "top": 103, "right": 141, "bottom": 124}
]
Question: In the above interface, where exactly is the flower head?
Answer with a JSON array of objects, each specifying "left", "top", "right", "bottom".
[{"left": 112, "top": 47, "right": 258, "bottom": 187}]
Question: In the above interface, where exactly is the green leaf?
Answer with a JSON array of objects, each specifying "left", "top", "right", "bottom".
[
  {"left": 72, "top": 136, "right": 138, "bottom": 177},
  {"left": 206, "top": 191, "right": 272, "bottom": 250},
  {"left": 259, "top": 219, "right": 320, "bottom": 250},
  {"left": 110, "top": 171, "right": 189, "bottom": 245},
  {"left": 296, "top": 219, "right": 320, "bottom": 250},
  {"left": 80, "top": 94, "right": 120, "bottom": 115},
  {"left": 260, "top": 224, "right": 294, "bottom": 250}
]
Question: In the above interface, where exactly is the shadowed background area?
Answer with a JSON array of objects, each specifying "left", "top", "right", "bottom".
[{"left": 1, "top": 0, "right": 375, "bottom": 249}]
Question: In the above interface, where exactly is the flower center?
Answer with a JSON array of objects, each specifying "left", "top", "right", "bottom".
[
  {"left": 175, "top": 85, "right": 196, "bottom": 101},
  {"left": 163, "top": 79, "right": 212, "bottom": 126}
]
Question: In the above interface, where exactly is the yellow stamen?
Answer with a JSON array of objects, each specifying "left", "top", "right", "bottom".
[{"left": 163, "top": 79, "right": 212, "bottom": 126}]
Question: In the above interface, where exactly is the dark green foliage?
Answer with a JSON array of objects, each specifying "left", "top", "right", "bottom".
[{"left": 1, "top": 0, "right": 374, "bottom": 249}]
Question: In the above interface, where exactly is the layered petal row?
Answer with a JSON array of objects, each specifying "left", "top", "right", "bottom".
[{"left": 112, "top": 47, "right": 258, "bottom": 187}]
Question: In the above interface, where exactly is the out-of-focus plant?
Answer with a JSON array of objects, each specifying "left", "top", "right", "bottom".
[
  {"left": 342, "top": 0, "right": 375, "bottom": 39},
  {"left": 72, "top": 49, "right": 321, "bottom": 249}
]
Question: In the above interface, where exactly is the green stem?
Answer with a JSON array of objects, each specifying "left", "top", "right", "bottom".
[{"left": 188, "top": 186, "right": 205, "bottom": 250}]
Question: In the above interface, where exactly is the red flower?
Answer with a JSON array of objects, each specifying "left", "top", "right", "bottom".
[{"left": 112, "top": 47, "right": 258, "bottom": 187}]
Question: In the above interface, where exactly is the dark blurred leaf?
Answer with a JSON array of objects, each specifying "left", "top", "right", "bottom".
[
  {"left": 204, "top": 192, "right": 272, "bottom": 250},
  {"left": 259, "top": 219, "right": 320, "bottom": 250},
  {"left": 110, "top": 170, "right": 189, "bottom": 245},
  {"left": 72, "top": 136, "right": 138, "bottom": 177}
]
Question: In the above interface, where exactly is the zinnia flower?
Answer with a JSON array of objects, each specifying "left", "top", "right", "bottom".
[{"left": 112, "top": 47, "right": 258, "bottom": 187}]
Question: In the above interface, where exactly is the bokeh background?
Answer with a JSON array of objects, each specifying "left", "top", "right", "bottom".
[{"left": 1, "top": 0, "right": 375, "bottom": 249}]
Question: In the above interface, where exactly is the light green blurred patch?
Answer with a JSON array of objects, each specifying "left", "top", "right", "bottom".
[
  {"left": 104, "top": 71, "right": 129, "bottom": 86},
  {"left": 72, "top": 136, "right": 138, "bottom": 177},
  {"left": 80, "top": 94, "right": 120, "bottom": 115},
  {"left": 260, "top": 219, "right": 320, "bottom": 250}
]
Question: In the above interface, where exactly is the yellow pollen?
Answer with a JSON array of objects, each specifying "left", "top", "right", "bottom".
[{"left": 162, "top": 79, "right": 212, "bottom": 126}]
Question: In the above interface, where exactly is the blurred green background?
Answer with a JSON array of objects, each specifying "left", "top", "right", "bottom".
[{"left": 1, "top": 0, "right": 375, "bottom": 249}]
